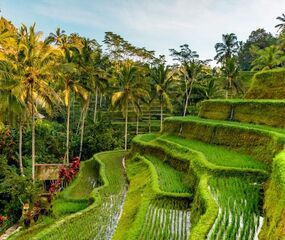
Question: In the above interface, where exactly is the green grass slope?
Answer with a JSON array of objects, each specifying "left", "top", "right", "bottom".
[
  {"left": 245, "top": 68, "right": 285, "bottom": 99},
  {"left": 113, "top": 154, "right": 191, "bottom": 240},
  {"left": 199, "top": 99, "right": 285, "bottom": 128},
  {"left": 10, "top": 151, "right": 127, "bottom": 240},
  {"left": 163, "top": 116, "right": 285, "bottom": 164}
]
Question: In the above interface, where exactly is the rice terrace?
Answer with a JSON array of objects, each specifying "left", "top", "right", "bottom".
[{"left": 1, "top": 1, "right": 285, "bottom": 239}]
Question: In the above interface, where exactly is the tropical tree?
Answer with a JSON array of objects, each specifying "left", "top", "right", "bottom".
[
  {"left": 214, "top": 33, "right": 239, "bottom": 63},
  {"left": 76, "top": 37, "right": 108, "bottom": 157},
  {"left": 90, "top": 51, "right": 109, "bottom": 123},
  {"left": 112, "top": 61, "right": 148, "bottom": 150},
  {"left": 46, "top": 28, "right": 87, "bottom": 163},
  {"left": 237, "top": 28, "right": 277, "bottom": 70},
  {"left": 170, "top": 45, "right": 208, "bottom": 116},
  {"left": 251, "top": 45, "right": 285, "bottom": 71},
  {"left": 13, "top": 24, "right": 59, "bottom": 180},
  {"left": 275, "top": 13, "right": 285, "bottom": 33},
  {"left": 0, "top": 65, "right": 25, "bottom": 175},
  {"left": 150, "top": 63, "right": 176, "bottom": 131},
  {"left": 221, "top": 58, "right": 243, "bottom": 98}
]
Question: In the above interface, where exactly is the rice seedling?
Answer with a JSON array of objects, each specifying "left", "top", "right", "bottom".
[
  {"left": 207, "top": 176, "right": 262, "bottom": 240},
  {"left": 139, "top": 198, "right": 191, "bottom": 240},
  {"left": 159, "top": 135, "right": 267, "bottom": 171},
  {"left": 145, "top": 154, "right": 190, "bottom": 193}
]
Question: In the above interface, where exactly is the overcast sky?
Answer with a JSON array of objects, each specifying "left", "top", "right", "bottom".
[{"left": 1, "top": 0, "right": 284, "bottom": 64}]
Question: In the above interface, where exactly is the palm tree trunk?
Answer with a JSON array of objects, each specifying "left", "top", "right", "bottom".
[
  {"left": 136, "top": 114, "right": 139, "bottom": 135},
  {"left": 76, "top": 107, "right": 83, "bottom": 135},
  {"left": 183, "top": 92, "right": 190, "bottom": 116},
  {"left": 79, "top": 98, "right": 89, "bottom": 159},
  {"left": 99, "top": 93, "right": 102, "bottom": 108},
  {"left": 148, "top": 106, "right": 151, "bottom": 133},
  {"left": 124, "top": 101, "right": 128, "bottom": 150},
  {"left": 66, "top": 102, "right": 71, "bottom": 164},
  {"left": 160, "top": 97, "right": 163, "bottom": 132},
  {"left": 31, "top": 85, "right": 36, "bottom": 182},
  {"left": 183, "top": 79, "right": 194, "bottom": 116},
  {"left": 93, "top": 88, "right": 98, "bottom": 123},
  {"left": 229, "top": 77, "right": 232, "bottom": 99},
  {"left": 19, "top": 121, "right": 24, "bottom": 176}
]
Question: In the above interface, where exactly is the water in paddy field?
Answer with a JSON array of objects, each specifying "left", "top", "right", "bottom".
[
  {"left": 93, "top": 189, "right": 128, "bottom": 240},
  {"left": 207, "top": 177, "right": 263, "bottom": 240},
  {"left": 93, "top": 157, "right": 128, "bottom": 240},
  {"left": 139, "top": 198, "right": 191, "bottom": 240}
]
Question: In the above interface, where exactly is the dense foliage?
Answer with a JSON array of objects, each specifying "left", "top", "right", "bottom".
[{"left": 1, "top": 11, "right": 285, "bottom": 235}]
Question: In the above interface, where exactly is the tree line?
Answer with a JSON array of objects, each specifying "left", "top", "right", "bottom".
[{"left": 1, "top": 13, "right": 285, "bottom": 181}]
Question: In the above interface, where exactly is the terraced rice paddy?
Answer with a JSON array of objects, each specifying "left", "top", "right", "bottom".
[
  {"left": 139, "top": 198, "right": 191, "bottom": 240},
  {"left": 145, "top": 155, "right": 190, "bottom": 193},
  {"left": 207, "top": 177, "right": 262, "bottom": 240},
  {"left": 9, "top": 151, "right": 127, "bottom": 240},
  {"left": 39, "top": 151, "right": 127, "bottom": 240},
  {"left": 159, "top": 135, "right": 267, "bottom": 171}
]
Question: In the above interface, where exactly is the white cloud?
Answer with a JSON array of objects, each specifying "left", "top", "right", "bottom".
[
  {"left": 2, "top": 0, "right": 285, "bottom": 63},
  {"left": 113, "top": 0, "right": 285, "bottom": 61}
]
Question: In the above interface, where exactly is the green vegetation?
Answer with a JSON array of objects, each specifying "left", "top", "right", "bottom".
[
  {"left": 35, "top": 151, "right": 127, "bottom": 240},
  {"left": 199, "top": 99, "right": 285, "bottom": 128},
  {"left": 207, "top": 177, "right": 262, "bottom": 239},
  {"left": 139, "top": 197, "right": 191, "bottom": 240},
  {"left": 145, "top": 155, "right": 190, "bottom": 193},
  {"left": 52, "top": 159, "right": 101, "bottom": 216},
  {"left": 1, "top": 8, "right": 285, "bottom": 240},
  {"left": 9, "top": 151, "right": 126, "bottom": 240},
  {"left": 260, "top": 149, "right": 285, "bottom": 240},
  {"left": 159, "top": 135, "right": 267, "bottom": 170},
  {"left": 130, "top": 132, "right": 267, "bottom": 239},
  {"left": 245, "top": 68, "right": 285, "bottom": 99},
  {"left": 164, "top": 115, "right": 285, "bottom": 164},
  {"left": 113, "top": 154, "right": 191, "bottom": 239}
]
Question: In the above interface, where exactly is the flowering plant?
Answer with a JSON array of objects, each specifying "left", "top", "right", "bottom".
[
  {"left": 0, "top": 215, "right": 7, "bottom": 225},
  {"left": 49, "top": 156, "right": 80, "bottom": 194}
]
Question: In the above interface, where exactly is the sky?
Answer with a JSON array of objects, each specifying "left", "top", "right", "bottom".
[{"left": 0, "top": 0, "right": 284, "bottom": 64}]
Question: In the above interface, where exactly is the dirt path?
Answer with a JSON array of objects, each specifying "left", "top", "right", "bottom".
[{"left": 0, "top": 225, "right": 19, "bottom": 240}]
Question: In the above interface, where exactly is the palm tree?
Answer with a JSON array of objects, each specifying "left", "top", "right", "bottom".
[
  {"left": 214, "top": 33, "right": 239, "bottom": 63},
  {"left": 275, "top": 13, "right": 285, "bottom": 33},
  {"left": 76, "top": 38, "right": 104, "bottom": 158},
  {"left": 90, "top": 51, "right": 109, "bottom": 123},
  {"left": 221, "top": 58, "right": 242, "bottom": 98},
  {"left": 0, "top": 67, "right": 25, "bottom": 175},
  {"left": 112, "top": 61, "right": 148, "bottom": 150},
  {"left": 46, "top": 28, "right": 87, "bottom": 163},
  {"left": 5, "top": 24, "right": 60, "bottom": 180},
  {"left": 180, "top": 60, "right": 207, "bottom": 116},
  {"left": 150, "top": 64, "right": 176, "bottom": 131},
  {"left": 251, "top": 45, "right": 285, "bottom": 71}
]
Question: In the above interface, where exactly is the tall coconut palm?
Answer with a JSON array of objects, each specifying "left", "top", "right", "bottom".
[
  {"left": 76, "top": 38, "right": 103, "bottom": 158},
  {"left": 214, "top": 33, "right": 239, "bottom": 63},
  {"left": 251, "top": 45, "right": 285, "bottom": 71},
  {"left": 221, "top": 58, "right": 242, "bottom": 99},
  {"left": 150, "top": 64, "right": 176, "bottom": 131},
  {"left": 46, "top": 28, "right": 87, "bottom": 163},
  {"left": 90, "top": 50, "right": 109, "bottom": 123},
  {"left": 112, "top": 61, "right": 148, "bottom": 150},
  {"left": 11, "top": 24, "right": 60, "bottom": 180}
]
